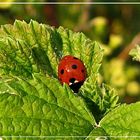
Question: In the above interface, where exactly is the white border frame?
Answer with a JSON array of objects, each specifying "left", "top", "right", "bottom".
[
  {"left": 0, "top": 1, "right": 140, "bottom": 139},
  {"left": 0, "top": 2, "right": 140, "bottom": 4}
]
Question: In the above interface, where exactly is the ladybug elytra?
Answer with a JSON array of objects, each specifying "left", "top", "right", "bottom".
[{"left": 58, "top": 55, "right": 87, "bottom": 93}]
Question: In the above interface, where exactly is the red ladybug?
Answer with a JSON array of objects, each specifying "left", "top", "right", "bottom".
[{"left": 58, "top": 55, "right": 87, "bottom": 92}]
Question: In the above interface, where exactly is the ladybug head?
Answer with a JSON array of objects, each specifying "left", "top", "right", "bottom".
[{"left": 69, "top": 81, "right": 84, "bottom": 93}]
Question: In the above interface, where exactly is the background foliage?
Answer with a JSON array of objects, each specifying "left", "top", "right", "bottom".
[{"left": 0, "top": 0, "right": 140, "bottom": 103}]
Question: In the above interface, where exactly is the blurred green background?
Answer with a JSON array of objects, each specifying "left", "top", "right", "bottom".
[{"left": 0, "top": 0, "right": 140, "bottom": 103}]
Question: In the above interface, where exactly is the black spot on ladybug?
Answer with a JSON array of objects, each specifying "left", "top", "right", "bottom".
[
  {"left": 81, "top": 69, "right": 84, "bottom": 73},
  {"left": 60, "top": 69, "right": 64, "bottom": 74},
  {"left": 73, "top": 57, "right": 78, "bottom": 60},
  {"left": 72, "top": 64, "right": 77, "bottom": 69},
  {"left": 69, "top": 78, "right": 76, "bottom": 83}
]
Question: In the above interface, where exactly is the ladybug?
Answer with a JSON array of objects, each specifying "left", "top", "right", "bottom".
[{"left": 58, "top": 55, "right": 87, "bottom": 93}]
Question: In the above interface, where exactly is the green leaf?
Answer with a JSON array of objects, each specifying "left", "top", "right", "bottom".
[
  {"left": 86, "top": 127, "right": 109, "bottom": 140},
  {"left": 0, "top": 74, "right": 95, "bottom": 138},
  {"left": 80, "top": 80, "right": 119, "bottom": 122},
  {"left": 100, "top": 102, "right": 140, "bottom": 139},
  {"left": 129, "top": 45, "right": 140, "bottom": 62},
  {"left": 0, "top": 20, "right": 102, "bottom": 80},
  {"left": 0, "top": 20, "right": 105, "bottom": 138}
]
